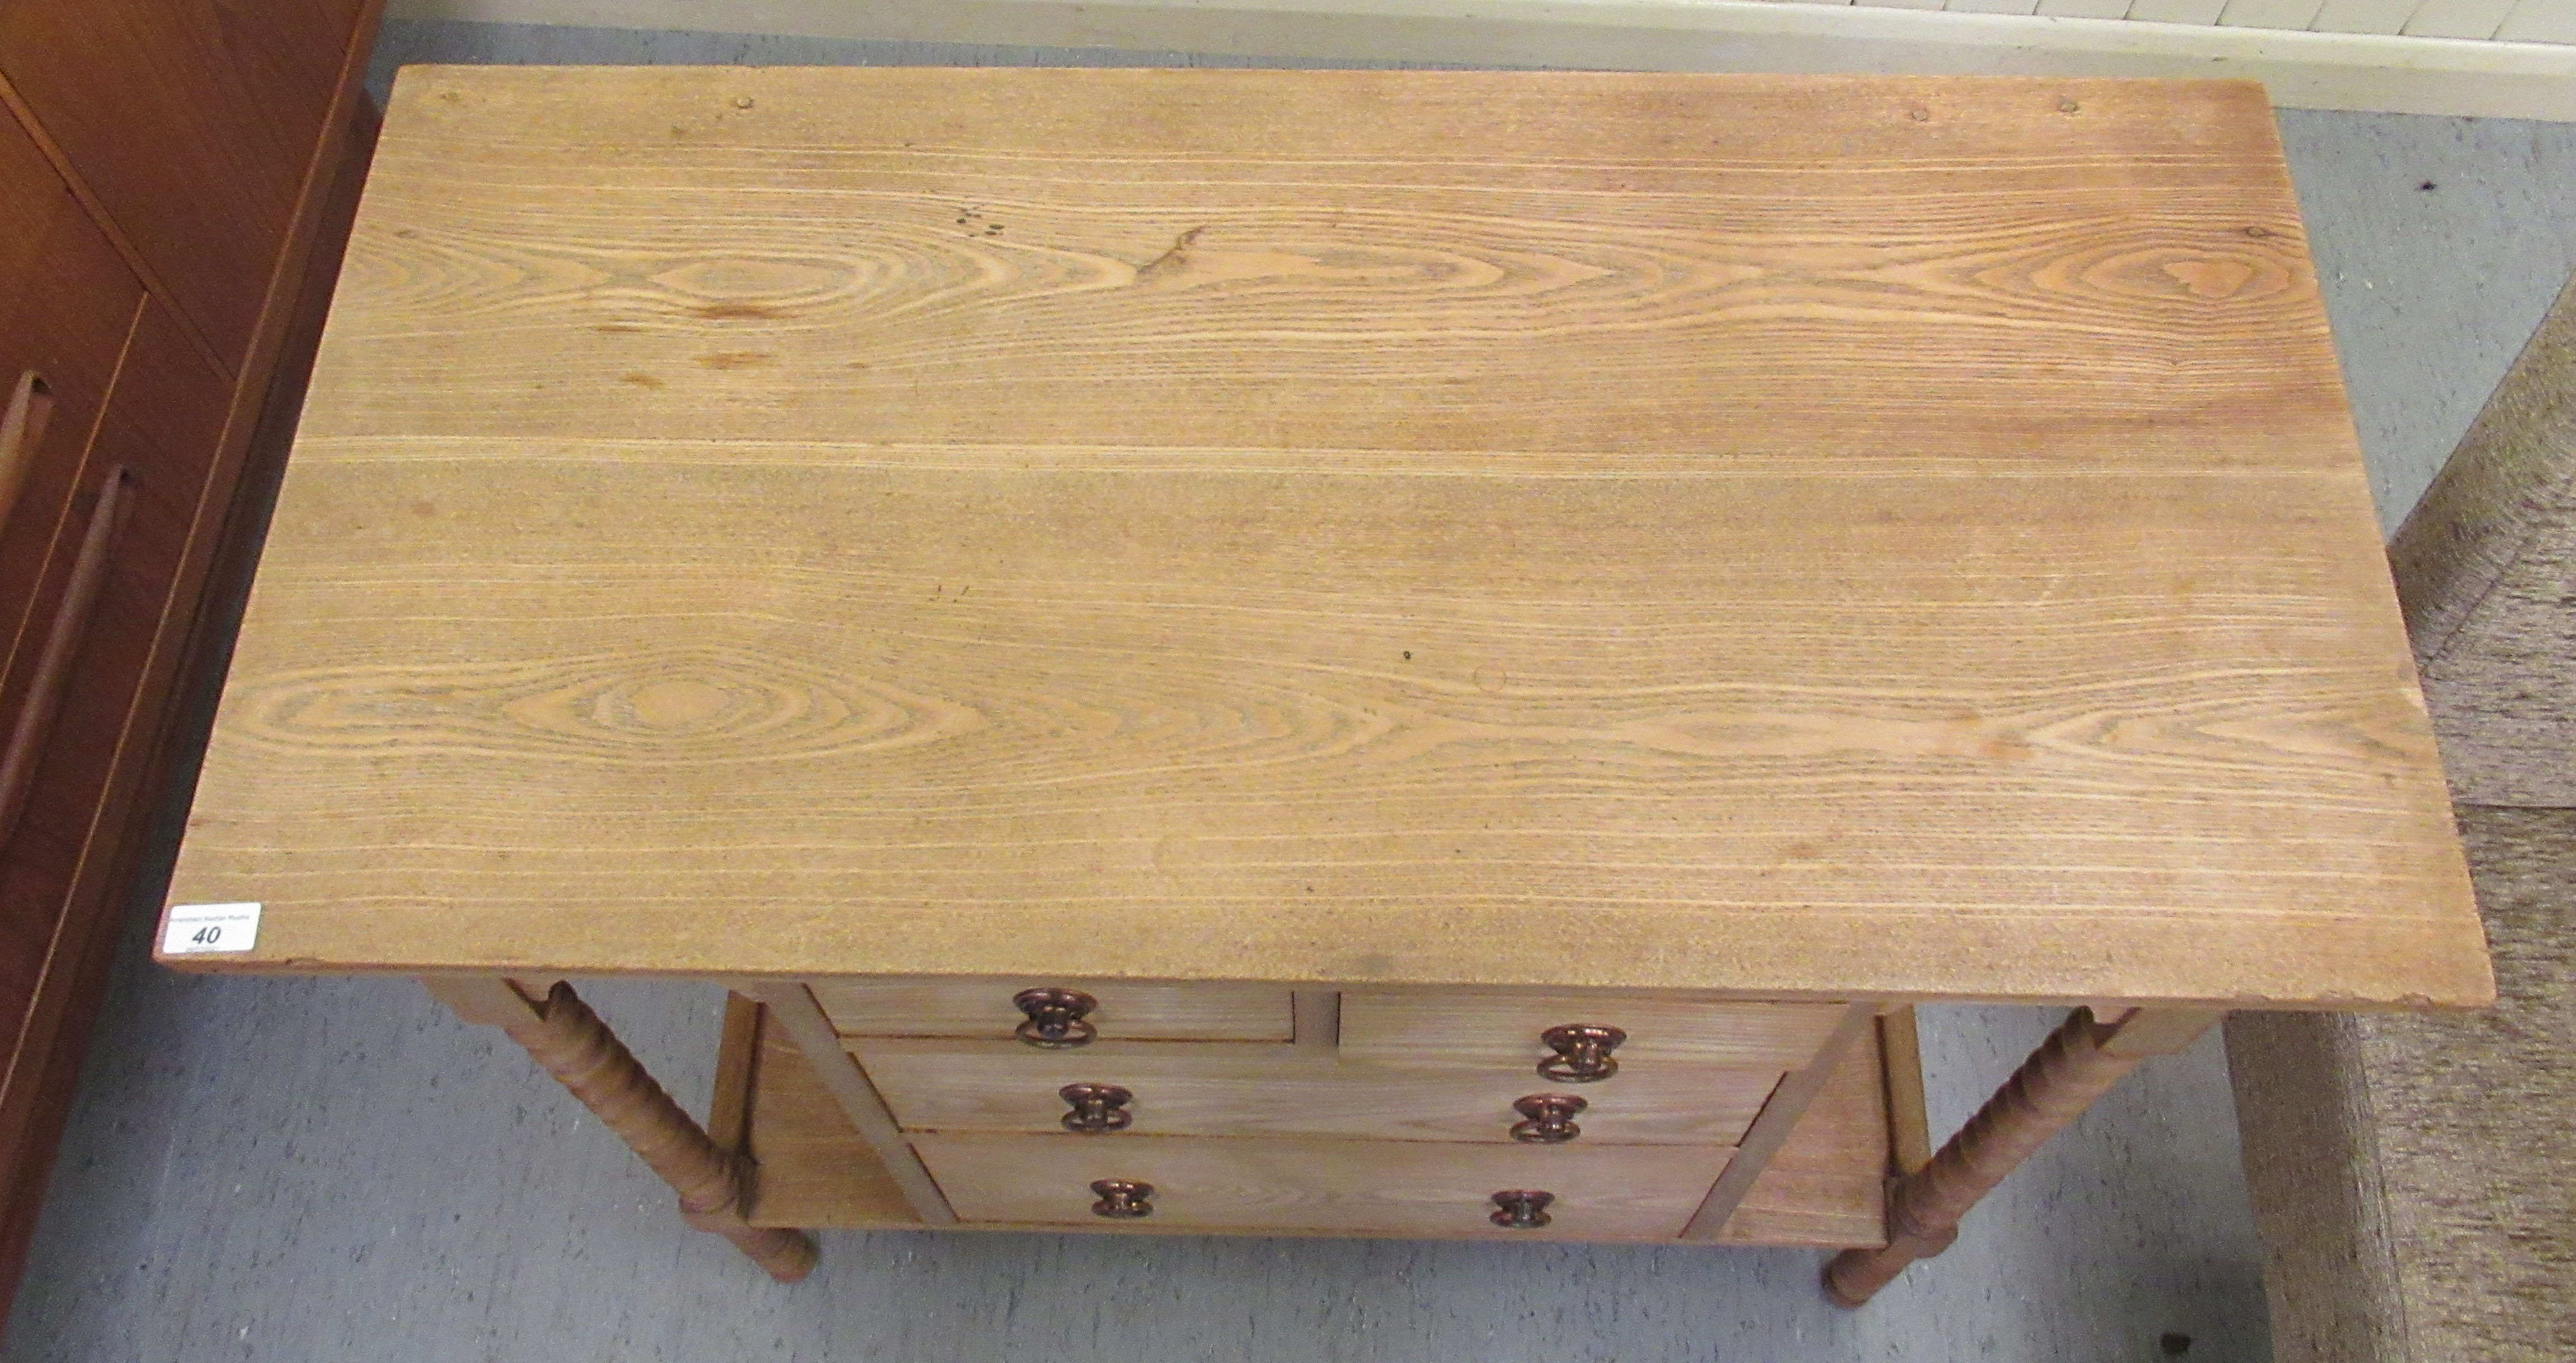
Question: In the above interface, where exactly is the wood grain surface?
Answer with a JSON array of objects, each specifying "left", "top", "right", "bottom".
[
  {"left": 852, "top": 1039, "right": 1783, "bottom": 1144},
  {"left": 160, "top": 68, "right": 2485, "bottom": 1008},
  {"left": 1708, "top": 1009, "right": 1891, "bottom": 1248},
  {"left": 739, "top": 1001, "right": 924, "bottom": 1230},
  {"left": 747, "top": 981, "right": 956, "bottom": 1222},
  {"left": 1682, "top": 1002, "right": 1874, "bottom": 1238}
]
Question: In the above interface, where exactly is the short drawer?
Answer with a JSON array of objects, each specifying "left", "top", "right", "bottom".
[
  {"left": 1339, "top": 991, "right": 1849, "bottom": 1072},
  {"left": 811, "top": 977, "right": 1295, "bottom": 1043},
  {"left": 912, "top": 1133, "right": 1733, "bottom": 1239},
  {"left": 855, "top": 1041, "right": 1782, "bottom": 1146}
]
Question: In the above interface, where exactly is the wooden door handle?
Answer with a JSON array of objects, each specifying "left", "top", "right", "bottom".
[
  {"left": 0, "top": 465, "right": 129, "bottom": 843},
  {"left": 0, "top": 371, "right": 54, "bottom": 536}
]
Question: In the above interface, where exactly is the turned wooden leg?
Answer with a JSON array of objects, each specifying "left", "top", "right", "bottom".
[
  {"left": 1824, "top": 1006, "right": 2219, "bottom": 1307},
  {"left": 424, "top": 976, "right": 819, "bottom": 1283}
]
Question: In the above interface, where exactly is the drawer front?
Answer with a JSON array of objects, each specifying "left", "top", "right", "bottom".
[
  {"left": 4, "top": 298, "right": 225, "bottom": 1026},
  {"left": 857, "top": 1042, "right": 1782, "bottom": 1146},
  {"left": 1, "top": 109, "right": 146, "bottom": 702},
  {"left": 811, "top": 978, "right": 1294, "bottom": 1043},
  {"left": 912, "top": 1133, "right": 1732, "bottom": 1239},
  {"left": 0, "top": 0, "right": 372, "bottom": 363},
  {"left": 1340, "top": 991, "right": 1849, "bottom": 1072},
  {"left": 2, "top": 296, "right": 230, "bottom": 1260}
]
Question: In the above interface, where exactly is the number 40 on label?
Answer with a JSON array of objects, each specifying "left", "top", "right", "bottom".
[{"left": 161, "top": 902, "right": 261, "bottom": 956}]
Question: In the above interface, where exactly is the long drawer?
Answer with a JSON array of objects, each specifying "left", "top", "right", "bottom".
[
  {"left": 855, "top": 1040, "right": 1784, "bottom": 1146},
  {"left": 912, "top": 1133, "right": 1734, "bottom": 1239}
]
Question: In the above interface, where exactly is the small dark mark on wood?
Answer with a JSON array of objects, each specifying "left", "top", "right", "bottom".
[
  {"left": 1136, "top": 226, "right": 1208, "bottom": 281},
  {"left": 697, "top": 352, "right": 774, "bottom": 370},
  {"left": 695, "top": 301, "right": 780, "bottom": 320},
  {"left": 619, "top": 373, "right": 665, "bottom": 389},
  {"left": 595, "top": 323, "right": 646, "bottom": 334}
]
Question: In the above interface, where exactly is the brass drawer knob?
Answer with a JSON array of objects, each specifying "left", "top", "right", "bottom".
[
  {"left": 1509, "top": 1093, "right": 1587, "bottom": 1143},
  {"left": 1014, "top": 987, "right": 1099, "bottom": 1047},
  {"left": 1060, "top": 1083, "right": 1135, "bottom": 1133},
  {"left": 1490, "top": 1189, "right": 1555, "bottom": 1229},
  {"left": 1538, "top": 1023, "right": 1626, "bottom": 1082},
  {"left": 1089, "top": 1178, "right": 1154, "bottom": 1218}
]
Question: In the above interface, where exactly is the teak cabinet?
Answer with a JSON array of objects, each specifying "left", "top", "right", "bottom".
[{"left": 0, "top": 0, "right": 382, "bottom": 1316}]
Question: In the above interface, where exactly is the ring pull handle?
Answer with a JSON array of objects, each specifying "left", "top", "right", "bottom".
[
  {"left": 1509, "top": 1093, "right": 1587, "bottom": 1144},
  {"left": 1014, "top": 988, "right": 1098, "bottom": 1048},
  {"left": 1538, "top": 1023, "right": 1626, "bottom": 1083},
  {"left": 1089, "top": 1179, "right": 1153, "bottom": 1219},
  {"left": 1059, "top": 1083, "right": 1135, "bottom": 1133},
  {"left": 1490, "top": 1189, "right": 1555, "bottom": 1229}
]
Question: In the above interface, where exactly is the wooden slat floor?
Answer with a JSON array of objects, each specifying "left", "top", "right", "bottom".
[{"left": 6, "top": 20, "right": 2575, "bottom": 1362}]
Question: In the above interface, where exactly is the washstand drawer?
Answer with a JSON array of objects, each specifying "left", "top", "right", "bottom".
[
  {"left": 811, "top": 977, "right": 1296, "bottom": 1044},
  {"left": 912, "top": 1133, "right": 1734, "bottom": 1239},
  {"left": 854, "top": 1042, "right": 1786, "bottom": 1146},
  {"left": 1340, "top": 992, "right": 1850, "bottom": 1073}
]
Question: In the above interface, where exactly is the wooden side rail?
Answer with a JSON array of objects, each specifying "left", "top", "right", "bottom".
[
  {"left": 1825, "top": 1006, "right": 2219, "bottom": 1306},
  {"left": 423, "top": 976, "right": 818, "bottom": 1282}
]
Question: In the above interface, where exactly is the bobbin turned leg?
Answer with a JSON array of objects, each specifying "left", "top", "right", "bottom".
[
  {"left": 1825, "top": 1007, "right": 2218, "bottom": 1307},
  {"left": 423, "top": 975, "right": 818, "bottom": 1282}
]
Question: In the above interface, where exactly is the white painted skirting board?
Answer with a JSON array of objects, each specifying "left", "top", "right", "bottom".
[{"left": 389, "top": 0, "right": 2576, "bottom": 118}]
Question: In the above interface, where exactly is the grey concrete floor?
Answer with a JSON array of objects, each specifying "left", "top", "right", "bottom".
[{"left": 8, "top": 21, "right": 2575, "bottom": 1362}]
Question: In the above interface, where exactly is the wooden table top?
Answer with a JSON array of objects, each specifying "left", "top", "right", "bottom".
[{"left": 159, "top": 67, "right": 2489, "bottom": 1008}]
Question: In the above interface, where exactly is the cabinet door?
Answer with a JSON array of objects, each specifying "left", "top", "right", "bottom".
[
  {"left": 0, "top": 109, "right": 143, "bottom": 773},
  {"left": 0, "top": 296, "right": 230, "bottom": 1298},
  {"left": 0, "top": 0, "right": 369, "bottom": 365}
]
